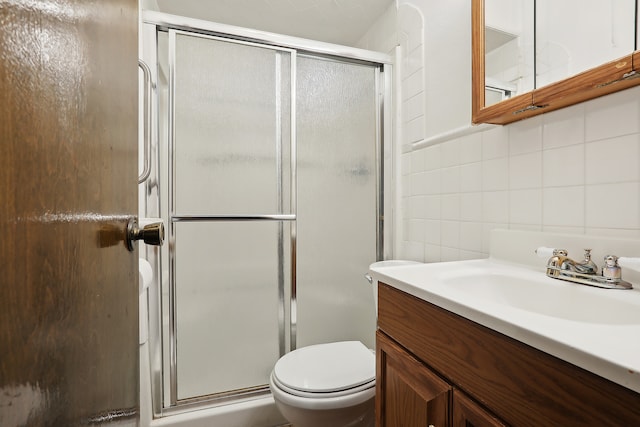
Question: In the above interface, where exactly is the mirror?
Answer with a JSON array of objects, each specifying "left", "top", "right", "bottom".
[
  {"left": 536, "top": 0, "right": 636, "bottom": 87},
  {"left": 473, "top": 0, "right": 640, "bottom": 125},
  {"left": 483, "top": 0, "right": 535, "bottom": 106}
]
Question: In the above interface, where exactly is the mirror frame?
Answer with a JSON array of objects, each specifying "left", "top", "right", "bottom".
[{"left": 472, "top": 0, "right": 640, "bottom": 125}]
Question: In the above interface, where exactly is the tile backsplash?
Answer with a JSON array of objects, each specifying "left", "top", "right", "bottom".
[{"left": 400, "top": 86, "right": 640, "bottom": 263}]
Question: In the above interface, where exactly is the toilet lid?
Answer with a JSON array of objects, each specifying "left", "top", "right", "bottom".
[{"left": 273, "top": 341, "right": 375, "bottom": 393}]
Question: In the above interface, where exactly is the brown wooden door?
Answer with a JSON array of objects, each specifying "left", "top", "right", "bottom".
[
  {"left": 0, "top": 1, "right": 139, "bottom": 425},
  {"left": 377, "top": 331, "right": 451, "bottom": 427},
  {"left": 452, "top": 390, "right": 507, "bottom": 427}
]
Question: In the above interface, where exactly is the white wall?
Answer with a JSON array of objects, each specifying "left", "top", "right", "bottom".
[
  {"left": 400, "top": 89, "right": 640, "bottom": 262},
  {"left": 364, "top": 0, "right": 640, "bottom": 262},
  {"left": 361, "top": 1, "right": 471, "bottom": 145},
  {"left": 357, "top": 2, "right": 398, "bottom": 55}
]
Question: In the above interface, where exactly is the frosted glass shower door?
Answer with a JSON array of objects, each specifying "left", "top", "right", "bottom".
[
  {"left": 296, "top": 56, "right": 380, "bottom": 350},
  {"left": 169, "top": 31, "right": 293, "bottom": 401}
]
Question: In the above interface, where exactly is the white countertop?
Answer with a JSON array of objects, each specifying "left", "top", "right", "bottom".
[{"left": 371, "top": 230, "right": 640, "bottom": 394}]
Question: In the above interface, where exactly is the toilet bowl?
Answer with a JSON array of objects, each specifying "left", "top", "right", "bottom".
[
  {"left": 269, "top": 341, "right": 375, "bottom": 427},
  {"left": 270, "top": 260, "right": 421, "bottom": 427}
]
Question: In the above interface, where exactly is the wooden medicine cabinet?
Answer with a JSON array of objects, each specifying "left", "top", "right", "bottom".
[{"left": 472, "top": 0, "right": 640, "bottom": 125}]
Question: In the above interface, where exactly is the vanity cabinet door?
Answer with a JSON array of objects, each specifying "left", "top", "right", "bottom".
[
  {"left": 453, "top": 390, "right": 506, "bottom": 427},
  {"left": 377, "top": 331, "right": 451, "bottom": 427}
]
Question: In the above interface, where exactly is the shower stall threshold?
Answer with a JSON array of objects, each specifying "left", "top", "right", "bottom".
[
  {"left": 141, "top": 342, "right": 287, "bottom": 427},
  {"left": 148, "top": 397, "right": 287, "bottom": 427}
]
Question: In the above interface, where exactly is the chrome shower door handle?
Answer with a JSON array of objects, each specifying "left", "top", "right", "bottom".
[
  {"left": 126, "top": 218, "right": 164, "bottom": 251},
  {"left": 138, "top": 59, "right": 152, "bottom": 184}
]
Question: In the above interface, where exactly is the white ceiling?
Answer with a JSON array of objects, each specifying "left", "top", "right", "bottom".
[{"left": 147, "top": 0, "right": 395, "bottom": 47}]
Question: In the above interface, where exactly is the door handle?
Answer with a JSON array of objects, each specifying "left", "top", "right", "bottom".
[
  {"left": 126, "top": 218, "right": 164, "bottom": 251},
  {"left": 138, "top": 59, "right": 153, "bottom": 184}
]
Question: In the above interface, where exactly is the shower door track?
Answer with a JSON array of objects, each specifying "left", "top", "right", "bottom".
[{"left": 143, "top": 10, "right": 391, "bottom": 65}]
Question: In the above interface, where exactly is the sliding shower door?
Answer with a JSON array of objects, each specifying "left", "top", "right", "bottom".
[
  {"left": 295, "top": 56, "right": 379, "bottom": 350},
  {"left": 151, "top": 23, "right": 385, "bottom": 409},
  {"left": 167, "top": 31, "right": 294, "bottom": 402}
]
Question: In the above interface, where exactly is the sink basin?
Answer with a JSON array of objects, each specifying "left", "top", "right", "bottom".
[{"left": 441, "top": 269, "right": 640, "bottom": 325}]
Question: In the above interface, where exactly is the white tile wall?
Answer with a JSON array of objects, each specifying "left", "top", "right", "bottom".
[
  {"left": 482, "top": 158, "right": 509, "bottom": 191},
  {"left": 361, "top": 1, "right": 640, "bottom": 261},
  {"left": 543, "top": 145, "right": 584, "bottom": 187},
  {"left": 398, "top": 3, "right": 425, "bottom": 150},
  {"left": 585, "top": 134, "right": 640, "bottom": 185},
  {"left": 399, "top": 86, "right": 640, "bottom": 262}
]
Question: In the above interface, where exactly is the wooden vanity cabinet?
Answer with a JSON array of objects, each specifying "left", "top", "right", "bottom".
[
  {"left": 376, "top": 283, "right": 640, "bottom": 427},
  {"left": 451, "top": 390, "right": 506, "bottom": 427},
  {"left": 377, "top": 330, "right": 505, "bottom": 427},
  {"left": 376, "top": 330, "right": 449, "bottom": 427}
]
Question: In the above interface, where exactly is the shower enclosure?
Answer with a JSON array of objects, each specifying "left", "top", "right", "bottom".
[{"left": 141, "top": 12, "right": 392, "bottom": 415}]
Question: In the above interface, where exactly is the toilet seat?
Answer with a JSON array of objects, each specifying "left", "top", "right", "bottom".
[
  {"left": 272, "top": 341, "right": 375, "bottom": 398},
  {"left": 272, "top": 373, "right": 375, "bottom": 399}
]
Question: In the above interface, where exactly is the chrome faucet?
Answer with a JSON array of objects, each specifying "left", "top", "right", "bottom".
[
  {"left": 547, "top": 248, "right": 598, "bottom": 275},
  {"left": 538, "top": 248, "right": 632, "bottom": 290}
]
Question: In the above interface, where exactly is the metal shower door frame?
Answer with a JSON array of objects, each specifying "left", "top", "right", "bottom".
[
  {"left": 142, "top": 10, "right": 392, "bottom": 415},
  {"left": 167, "top": 29, "right": 297, "bottom": 407}
]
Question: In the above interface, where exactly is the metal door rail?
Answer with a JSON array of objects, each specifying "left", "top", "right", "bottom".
[{"left": 172, "top": 215, "right": 296, "bottom": 222}]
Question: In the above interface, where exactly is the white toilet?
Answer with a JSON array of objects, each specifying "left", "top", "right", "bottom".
[
  {"left": 269, "top": 260, "right": 420, "bottom": 427},
  {"left": 269, "top": 341, "right": 376, "bottom": 427}
]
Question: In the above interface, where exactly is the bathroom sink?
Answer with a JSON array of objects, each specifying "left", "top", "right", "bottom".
[
  {"left": 440, "top": 270, "right": 640, "bottom": 325},
  {"left": 370, "top": 257, "right": 640, "bottom": 393},
  {"left": 368, "top": 230, "right": 640, "bottom": 394}
]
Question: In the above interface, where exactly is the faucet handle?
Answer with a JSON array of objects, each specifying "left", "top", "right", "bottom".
[
  {"left": 535, "top": 247, "right": 554, "bottom": 258},
  {"left": 617, "top": 256, "right": 640, "bottom": 273},
  {"left": 602, "top": 255, "right": 621, "bottom": 280},
  {"left": 535, "top": 247, "right": 567, "bottom": 258}
]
